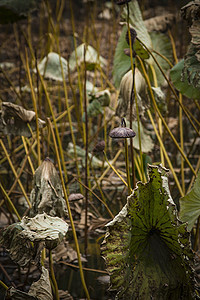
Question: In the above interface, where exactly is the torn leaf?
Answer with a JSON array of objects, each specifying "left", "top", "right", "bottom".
[
  {"left": 0, "top": 102, "right": 45, "bottom": 137},
  {"left": 6, "top": 267, "right": 53, "bottom": 300},
  {"left": 101, "top": 165, "right": 196, "bottom": 299},
  {"left": 0, "top": 213, "right": 69, "bottom": 266}
]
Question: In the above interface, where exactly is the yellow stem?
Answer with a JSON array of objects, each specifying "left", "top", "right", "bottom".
[
  {"left": 148, "top": 110, "right": 184, "bottom": 197},
  {"left": 47, "top": 118, "right": 90, "bottom": 300},
  {"left": 137, "top": 55, "right": 196, "bottom": 176},
  {"left": 0, "top": 139, "right": 32, "bottom": 208}
]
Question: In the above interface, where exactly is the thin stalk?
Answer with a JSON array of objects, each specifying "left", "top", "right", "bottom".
[
  {"left": 69, "top": 0, "right": 86, "bottom": 144},
  {"left": 124, "top": 138, "right": 132, "bottom": 194},
  {"left": 49, "top": 250, "right": 59, "bottom": 300},
  {"left": 83, "top": 43, "right": 89, "bottom": 254},
  {"left": 47, "top": 118, "right": 90, "bottom": 300},
  {"left": 169, "top": 30, "right": 185, "bottom": 194},
  {"left": 25, "top": 48, "right": 41, "bottom": 166},
  {"left": 137, "top": 37, "right": 200, "bottom": 135},
  {"left": 0, "top": 281, "right": 8, "bottom": 291},
  {"left": 104, "top": 151, "right": 129, "bottom": 188},
  {"left": 148, "top": 110, "right": 184, "bottom": 197},
  {"left": 45, "top": 1, "right": 82, "bottom": 193},
  {"left": 0, "top": 183, "right": 21, "bottom": 221},
  {"left": 75, "top": 178, "right": 114, "bottom": 219},
  {"left": 92, "top": 149, "right": 122, "bottom": 190},
  {"left": 36, "top": 68, "right": 69, "bottom": 192},
  {"left": 0, "top": 139, "right": 32, "bottom": 208},
  {"left": 150, "top": 64, "right": 164, "bottom": 166},
  {"left": 21, "top": 136, "right": 35, "bottom": 175},
  {"left": 127, "top": 3, "right": 136, "bottom": 187},
  {"left": 137, "top": 55, "right": 196, "bottom": 176}
]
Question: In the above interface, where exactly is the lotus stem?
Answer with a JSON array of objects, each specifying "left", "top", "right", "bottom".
[
  {"left": 49, "top": 250, "right": 59, "bottom": 300},
  {"left": 136, "top": 55, "right": 196, "bottom": 176},
  {"left": 47, "top": 118, "right": 90, "bottom": 300},
  {"left": 136, "top": 37, "right": 200, "bottom": 135},
  {"left": 148, "top": 110, "right": 184, "bottom": 197},
  {"left": 0, "top": 139, "right": 32, "bottom": 208},
  {"left": 0, "top": 280, "right": 8, "bottom": 291},
  {"left": 0, "top": 183, "right": 21, "bottom": 221},
  {"left": 103, "top": 151, "right": 129, "bottom": 189}
]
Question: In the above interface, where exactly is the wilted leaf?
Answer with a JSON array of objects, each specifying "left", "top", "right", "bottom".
[
  {"left": 144, "top": 14, "right": 176, "bottom": 32},
  {"left": 0, "top": 213, "right": 69, "bottom": 266},
  {"left": 86, "top": 99, "right": 103, "bottom": 118},
  {"left": 170, "top": 59, "right": 200, "bottom": 99},
  {"left": 181, "top": 2, "right": 200, "bottom": 89},
  {"left": 179, "top": 171, "right": 200, "bottom": 231},
  {"left": 182, "top": 43, "right": 200, "bottom": 89},
  {"left": 101, "top": 165, "right": 195, "bottom": 299},
  {"left": 28, "top": 267, "right": 53, "bottom": 300},
  {"left": 116, "top": 68, "right": 147, "bottom": 120},
  {"left": 0, "top": 102, "right": 45, "bottom": 137},
  {"left": 0, "top": 0, "right": 40, "bottom": 24},
  {"left": 69, "top": 43, "right": 107, "bottom": 71},
  {"left": 6, "top": 267, "right": 53, "bottom": 300},
  {"left": 33, "top": 52, "right": 68, "bottom": 82},
  {"left": 30, "top": 158, "right": 67, "bottom": 218},
  {"left": 0, "top": 222, "right": 43, "bottom": 266}
]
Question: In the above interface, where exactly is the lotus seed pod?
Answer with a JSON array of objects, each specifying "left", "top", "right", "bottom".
[
  {"left": 126, "top": 28, "right": 137, "bottom": 46},
  {"left": 109, "top": 127, "right": 136, "bottom": 138},
  {"left": 93, "top": 140, "right": 105, "bottom": 153}
]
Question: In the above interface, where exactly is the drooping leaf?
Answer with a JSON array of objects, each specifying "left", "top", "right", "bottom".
[
  {"left": 116, "top": 68, "right": 147, "bottom": 120},
  {"left": 179, "top": 171, "right": 200, "bottom": 231},
  {"left": 0, "top": 0, "right": 40, "bottom": 24},
  {"left": 0, "top": 213, "right": 69, "bottom": 266},
  {"left": 170, "top": 59, "right": 200, "bottom": 100},
  {"left": 101, "top": 165, "right": 196, "bottom": 299},
  {"left": 69, "top": 43, "right": 107, "bottom": 72},
  {"left": 30, "top": 158, "right": 68, "bottom": 218},
  {"left": 0, "top": 102, "right": 45, "bottom": 137},
  {"left": 33, "top": 52, "right": 68, "bottom": 82},
  {"left": 28, "top": 267, "right": 53, "bottom": 300},
  {"left": 6, "top": 267, "right": 53, "bottom": 300}
]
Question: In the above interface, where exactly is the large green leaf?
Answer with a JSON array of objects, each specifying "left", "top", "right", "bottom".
[
  {"left": 101, "top": 165, "right": 196, "bottom": 299},
  {"left": 179, "top": 171, "right": 200, "bottom": 231},
  {"left": 170, "top": 59, "right": 200, "bottom": 100}
]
